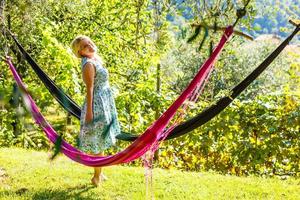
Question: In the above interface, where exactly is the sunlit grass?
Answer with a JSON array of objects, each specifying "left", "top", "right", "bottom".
[{"left": 0, "top": 147, "right": 299, "bottom": 200}]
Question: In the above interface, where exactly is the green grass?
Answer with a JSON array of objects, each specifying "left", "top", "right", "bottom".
[{"left": 0, "top": 147, "right": 299, "bottom": 200}]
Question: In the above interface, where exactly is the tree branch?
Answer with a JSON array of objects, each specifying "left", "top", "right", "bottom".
[{"left": 191, "top": 23, "right": 254, "bottom": 40}]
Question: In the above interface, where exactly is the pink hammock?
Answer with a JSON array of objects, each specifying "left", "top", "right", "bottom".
[{"left": 6, "top": 26, "right": 233, "bottom": 167}]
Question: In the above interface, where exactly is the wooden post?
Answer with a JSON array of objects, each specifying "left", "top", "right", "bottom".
[
  {"left": 0, "top": 0, "right": 6, "bottom": 112},
  {"left": 153, "top": 0, "right": 161, "bottom": 162},
  {"left": 0, "top": 0, "right": 5, "bottom": 20},
  {"left": 135, "top": 0, "right": 144, "bottom": 51},
  {"left": 155, "top": 63, "right": 161, "bottom": 120},
  {"left": 0, "top": 0, "right": 6, "bottom": 41},
  {"left": 1, "top": 0, "right": 22, "bottom": 137}
]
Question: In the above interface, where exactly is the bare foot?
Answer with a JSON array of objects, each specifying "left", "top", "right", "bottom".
[
  {"left": 91, "top": 176, "right": 100, "bottom": 186},
  {"left": 100, "top": 173, "right": 108, "bottom": 181}
]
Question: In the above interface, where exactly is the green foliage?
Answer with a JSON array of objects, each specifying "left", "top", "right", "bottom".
[
  {"left": 155, "top": 31, "right": 300, "bottom": 177},
  {"left": 157, "top": 94, "right": 299, "bottom": 177},
  {"left": 251, "top": 0, "right": 300, "bottom": 38},
  {"left": 0, "top": 0, "right": 299, "bottom": 178}
]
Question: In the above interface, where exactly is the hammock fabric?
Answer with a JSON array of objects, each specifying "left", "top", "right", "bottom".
[
  {"left": 167, "top": 24, "right": 300, "bottom": 139},
  {"left": 8, "top": 25, "right": 300, "bottom": 141},
  {"left": 7, "top": 30, "right": 82, "bottom": 119},
  {"left": 6, "top": 27, "right": 234, "bottom": 167}
]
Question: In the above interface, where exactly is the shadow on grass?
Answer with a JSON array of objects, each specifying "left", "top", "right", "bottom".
[
  {"left": 1, "top": 184, "right": 98, "bottom": 200},
  {"left": 32, "top": 184, "right": 97, "bottom": 200}
]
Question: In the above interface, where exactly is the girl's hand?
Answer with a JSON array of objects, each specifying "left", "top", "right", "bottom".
[{"left": 85, "top": 112, "right": 93, "bottom": 124}]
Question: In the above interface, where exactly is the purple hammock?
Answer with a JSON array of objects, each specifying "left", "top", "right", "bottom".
[{"left": 6, "top": 27, "right": 233, "bottom": 167}]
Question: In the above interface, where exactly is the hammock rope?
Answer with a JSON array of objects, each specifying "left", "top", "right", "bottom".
[{"left": 6, "top": 27, "right": 234, "bottom": 167}]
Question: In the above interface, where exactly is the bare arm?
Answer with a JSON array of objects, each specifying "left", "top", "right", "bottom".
[{"left": 82, "top": 62, "right": 95, "bottom": 124}]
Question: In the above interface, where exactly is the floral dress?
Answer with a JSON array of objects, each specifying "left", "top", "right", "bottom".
[{"left": 78, "top": 57, "right": 120, "bottom": 154}]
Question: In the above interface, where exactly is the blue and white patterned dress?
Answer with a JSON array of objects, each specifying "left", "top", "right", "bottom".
[{"left": 78, "top": 57, "right": 120, "bottom": 154}]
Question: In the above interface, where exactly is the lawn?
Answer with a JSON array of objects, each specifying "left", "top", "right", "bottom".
[{"left": 0, "top": 147, "right": 299, "bottom": 200}]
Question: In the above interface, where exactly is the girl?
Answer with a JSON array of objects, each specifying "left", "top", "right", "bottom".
[{"left": 71, "top": 35, "right": 121, "bottom": 186}]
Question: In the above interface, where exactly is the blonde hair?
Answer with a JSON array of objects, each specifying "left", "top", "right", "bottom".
[
  {"left": 70, "top": 35, "right": 105, "bottom": 65},
  {"left": 70, "top": 35, "right": 96, "bottom": 58}
]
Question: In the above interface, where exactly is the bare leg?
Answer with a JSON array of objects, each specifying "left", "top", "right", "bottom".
[{"left": 91, "top": 152, "right": 103, "bottom": 186}]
